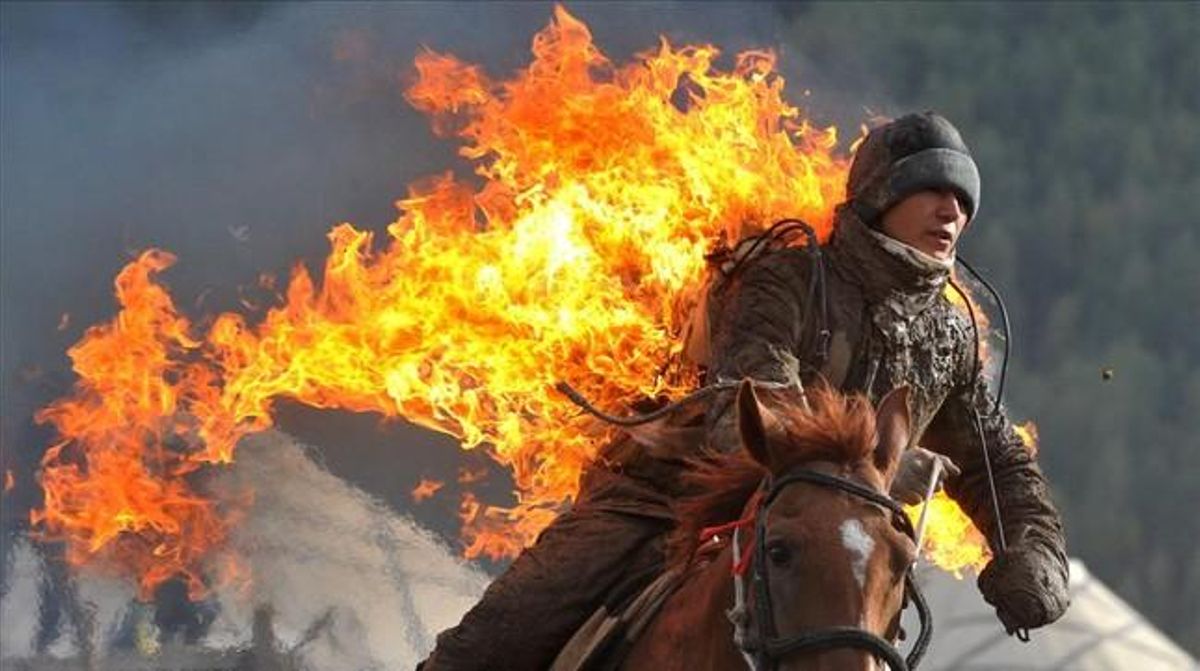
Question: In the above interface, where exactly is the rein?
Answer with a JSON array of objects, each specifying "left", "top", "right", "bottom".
[
  {"left": 706, "top": 468, "right": 933, "bottom": 671},
  {"left": 554, "top": 381, "right": 935, "bottom": 668}
]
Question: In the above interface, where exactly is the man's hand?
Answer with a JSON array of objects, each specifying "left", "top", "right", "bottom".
[
  {"left": 978, "top": 545, "right": 1070, "bottom": 632},
  {"left": 890, "top": 446, "right": 961, "bottom": 505}
]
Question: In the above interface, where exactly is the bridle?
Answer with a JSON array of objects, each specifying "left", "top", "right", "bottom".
[
  {"left": 552, "top": 378, "right": 935, "bottom": 669},
  {"left": 728, "top": 467, "right": 933, "bottom": 671}
]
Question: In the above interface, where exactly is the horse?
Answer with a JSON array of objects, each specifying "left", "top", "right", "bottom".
[{"left": 619, "top": 379, "right": 931, "bottom": 671}]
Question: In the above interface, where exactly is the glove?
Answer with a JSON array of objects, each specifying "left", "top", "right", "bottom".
[
  {"left": 977, "top": 544, "right": 1070, "bottom": 632},
  {"left": 889, "top": 447, "right": 961, "bottom": 505}
]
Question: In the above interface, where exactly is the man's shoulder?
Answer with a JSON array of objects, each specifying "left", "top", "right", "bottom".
[
  {"left": 725, "top": 244, "right": 818, "bottom": 289},
  {"left": 754, "top": 244, "right": 819, "bottom": 269}
]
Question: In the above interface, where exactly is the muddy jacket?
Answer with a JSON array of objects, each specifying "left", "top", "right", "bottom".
[
  {"left": 704, "top": 208, "right": 1069, "bottom": 624},
  {"left": 424, "top": 210, "right": 1069, "bottom": 671}
]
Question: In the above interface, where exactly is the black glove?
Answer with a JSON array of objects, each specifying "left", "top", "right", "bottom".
[{"left": 977, "top": 544, "right": 1070, "bottom": 632}]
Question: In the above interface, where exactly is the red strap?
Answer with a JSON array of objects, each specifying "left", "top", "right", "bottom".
[
  {"left": 697, "top": 516, "right": 753, "bottom": 541},
  {"left": 697, "top": 515, "right": 757, "bottom": 577}
]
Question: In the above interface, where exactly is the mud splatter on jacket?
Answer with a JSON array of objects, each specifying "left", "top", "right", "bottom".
[
  {"left": 704, "top": 208, "right": 1069, "bottom": 620},
  {"left": 423, "top": 209, "right": 1070, "bottom": 671}
]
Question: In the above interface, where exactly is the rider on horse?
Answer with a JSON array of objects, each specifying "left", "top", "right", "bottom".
[{"left": 422, "top": 112, "right": 1070, "bottom": 670}]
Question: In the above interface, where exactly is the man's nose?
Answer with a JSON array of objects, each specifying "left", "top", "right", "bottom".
[{"left": 934, "top": 190, "right": 965, "bottom": 223}]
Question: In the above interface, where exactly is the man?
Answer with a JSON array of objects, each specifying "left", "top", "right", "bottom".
[
  {"left": 422, "top": 112, "right": 1069, "bottom": 670},
  {"left": 704, "top": 112, "right": 1069, "bottom": 638}
]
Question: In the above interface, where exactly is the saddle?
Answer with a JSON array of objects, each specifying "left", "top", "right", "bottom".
[{"left": 550, "top": 566, "right": 685, "bottom": 671}]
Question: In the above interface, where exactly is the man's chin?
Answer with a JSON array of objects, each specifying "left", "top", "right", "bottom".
[{"left": 920, "top": 240, "right": 956, "bottom": 261}]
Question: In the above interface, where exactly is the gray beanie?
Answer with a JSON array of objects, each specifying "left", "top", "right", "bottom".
[{"left": 846, "top": 112, "right": 980, "bottom": 225}]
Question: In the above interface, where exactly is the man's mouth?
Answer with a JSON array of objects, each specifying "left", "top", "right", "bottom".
[{"left": 928, "top": 230, "right": 955, "bottom": 247}]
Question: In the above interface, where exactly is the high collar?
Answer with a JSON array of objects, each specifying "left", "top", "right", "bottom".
[{"left": 825, "top": 206, "right": 951, "bottom": 317}]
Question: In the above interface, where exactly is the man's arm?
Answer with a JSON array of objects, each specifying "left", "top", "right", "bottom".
[
  {"left": 703, "top": 248, "right": 813, "bottom": 452},
  {"left": 923, "top": 371, "right": 1070, "bottom": 631}
]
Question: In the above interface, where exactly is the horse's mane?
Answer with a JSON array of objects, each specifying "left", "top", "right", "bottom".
[{"left": 666, "top": 385, "right": 879, "bottom": 569}]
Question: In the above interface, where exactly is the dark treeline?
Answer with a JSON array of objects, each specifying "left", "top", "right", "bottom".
[{"left": 781, "top": 1, "right": 1198, "bottom": 652}]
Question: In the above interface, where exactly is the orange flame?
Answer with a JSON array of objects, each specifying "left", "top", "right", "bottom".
[
  {"left": 33, "top": 5, "right": 991, "bottom": 594},
  {"left": 906, "top": 491, "right": 991, "bottom": 577},
  {"left": 411, "top": 478, "right": 445, "bottom": 503},
  {"left": 457, "top": 466, "right": 488, "bottom": 485},
  {"left": 4, "top": 469, "right": 13, "bottom": 494},
  {"left": 32, "top": 251, "right": 235, "bottom": 599}
]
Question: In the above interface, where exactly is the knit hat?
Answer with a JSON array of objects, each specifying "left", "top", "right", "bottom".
[{"left": 846, "top": 112, "right": 980, "bottom": 226}]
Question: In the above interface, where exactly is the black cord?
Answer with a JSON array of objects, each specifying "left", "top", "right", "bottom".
[
  {"left": 720, "top": 219, "right": 811, "bottom": 279},
  {"left": 720, "top": 218, "right": 829, "bottom": 367},
  {"left": 955, "top": 256, "right": 1011, "bottom": 413},
  {"left": 949, "top": 264, "right": 1031, "bottom": 643},
  {"left": 947, "top": 276, "right": 1009, "bottom": 556},
  {"left": 554, "top": 380, "right": 738, "bottom": 427}
]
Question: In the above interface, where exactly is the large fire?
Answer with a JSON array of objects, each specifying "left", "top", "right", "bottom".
[{"left": 32, "top": 5, "right": 994, "bottom": 597}]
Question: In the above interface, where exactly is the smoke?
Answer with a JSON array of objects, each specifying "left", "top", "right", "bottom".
[
  {"left": 1, "top": 539, "right": 43, "bottom": 659},
  {"left": 210, "top": 430, "right": 489, "bottom": 668},
  {"left": 0, "top": 0, "right": 821, "bottom": 572},
  {"left": 0, "top": 430, "right": 488, "bottom": 668},
  {"left": 1, "top": 1, "right": 882, "bottom": 645}
]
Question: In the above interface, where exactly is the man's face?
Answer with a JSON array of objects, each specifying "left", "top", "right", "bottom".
[{"left": 878, "top": 189, "right": 969, "bottom": 260}]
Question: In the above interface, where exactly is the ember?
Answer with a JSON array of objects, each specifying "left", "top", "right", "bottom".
[
  {"left": 1016, "top": 421, "right": 1040, "bottom": 457},
  {"left": 32, "top": 5, "right": 995, "bottom": 596},
  {"left": 412, "top": 478, "right": 445, "bottom": 503}
]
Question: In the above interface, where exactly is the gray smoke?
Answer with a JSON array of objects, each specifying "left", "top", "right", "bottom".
[
  {"left": 1, "top": 0, "right": 830, "bottom": 588},
  {"left": 1, "top": 539, "right": 45, "bottom": 659},
  {"left": 209, "top": 430, "right": 489, "bottom": 669},
  {"left": 0, "top": 0, "right": 817, "bottom": 530},
  {"left": 0, "top": 4, "right": 874, "bottom": 659},
  {"left": 0, "top": 430, "right": 489, "bottom": 668}
]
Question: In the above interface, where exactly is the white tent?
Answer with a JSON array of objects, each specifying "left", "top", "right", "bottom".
[{"left": 903, "top": 559, "right": 1198, "bottom": 670}]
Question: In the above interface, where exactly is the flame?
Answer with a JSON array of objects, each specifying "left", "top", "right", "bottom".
[
  {"left": 906, "top": 491, "right": 991, "bottom": 577},
  {"left": 926, "top": 271, "right": 1043, "bottom": 574},
  {"left": 943, "top": 267, "right": 992, "bottom": 351},
  {"left": 33, "top": 5, "right": 993, "bottom": 594},
  {"left": 411, "top": 478, "right": 445, "bottom": 503},
  {"left": 457, "top": 466, "right": 488, "bottom": 485},
  {"left": 31, "top": 251, "right": 237, "bottom": 598},
  {"left": 1016, "top": 420, "right": 1039, "bottom": 456},
  {"left": 3, "top": 469, "right": 13, "bottom": 494}
]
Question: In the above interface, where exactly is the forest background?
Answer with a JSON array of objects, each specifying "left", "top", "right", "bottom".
[{"left": 2, "top": 1, "right": 1197, "bottom": 656}]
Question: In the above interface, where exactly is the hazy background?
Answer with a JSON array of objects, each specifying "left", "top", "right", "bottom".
[{"left": 3, "top": 0, "right": 1196, "bottom": 655}]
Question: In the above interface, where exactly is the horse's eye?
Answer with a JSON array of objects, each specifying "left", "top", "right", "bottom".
[{"left": 765, "top": 540, "right": 792, "bottom": 566}]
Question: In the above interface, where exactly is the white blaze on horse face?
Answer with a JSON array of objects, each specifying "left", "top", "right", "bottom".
[{"left": 840, "top": 518, "right": 875, "bottom": 590}]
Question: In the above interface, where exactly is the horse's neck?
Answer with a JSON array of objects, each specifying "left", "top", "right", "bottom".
[
  {"left": 691, "top": 542, "right": 735, "bottom": 601},
  {"left": 671, "top": 544, "right": 741, "bottom": 643},
  {"left": 623, "top": 542, "right": 746, "bottom": 670}
]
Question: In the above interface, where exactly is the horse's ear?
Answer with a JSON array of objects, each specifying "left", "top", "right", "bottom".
[
  {"left": 737, "top": 379, "right": 784, "bottom": 467},
  {"left": 874, "top": 386, "right": 911, "bottom": 483}
]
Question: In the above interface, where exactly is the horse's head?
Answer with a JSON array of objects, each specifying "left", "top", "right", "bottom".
[{"left": 735, "top": 379, "right": 922, "bottom": 671}]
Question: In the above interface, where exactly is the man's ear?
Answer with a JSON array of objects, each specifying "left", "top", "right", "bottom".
[
  {"left": 737, "top": 379, "right": 785, "bottom": 468},
  {"left": 874, "top": 386, "right": 911, "bottom": 484}
]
